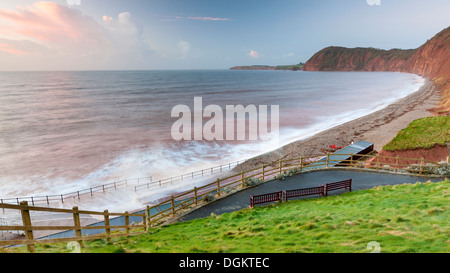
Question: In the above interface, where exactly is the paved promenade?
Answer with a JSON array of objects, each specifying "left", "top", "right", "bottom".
[{"left": 179, "top": 169, "right": 443, "bottom": 222}]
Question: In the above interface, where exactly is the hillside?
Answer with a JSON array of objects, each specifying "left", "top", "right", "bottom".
[
  {"left": 5, "top": 180, "right": 448, "bottom": 253},
  {"left": 303, "top": 47, "right": 416, "bottom": 72},
  {"left": 304, "top": 26, "right": 450, "bottom": 113}
]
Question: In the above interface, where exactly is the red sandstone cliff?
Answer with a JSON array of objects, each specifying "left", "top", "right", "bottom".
[
  {"left": 304, "top": 26, "right": 450, "bottom": 113},
  {"left": 303, "top": 47, "right": 415, "bottom": 72}
]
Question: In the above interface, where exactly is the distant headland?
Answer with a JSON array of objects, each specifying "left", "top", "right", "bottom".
[{"left": 230, "top": 63, "right": 304, "bottom": 71}]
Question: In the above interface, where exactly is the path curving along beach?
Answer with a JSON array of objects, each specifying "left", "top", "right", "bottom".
[
  {"left": 235, "top": 78, "right": 442, "bottom": 172},
  {"left": 179, "top": 169, "right": 443, "bottom": 222}
]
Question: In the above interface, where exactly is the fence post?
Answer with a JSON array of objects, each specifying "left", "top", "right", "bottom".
[
  {"left": 350, "top": 153, "right": 354, "bottom": 167},
  {"left": 146, "top": 205, "right": 151, "bottom": 229},
  {"left": 420, "top": 157, "right": 424, "bottom": 175},
  {"left": 171, "top": 196, "right": 175, "bottom": 216},
  {"left": 194, "top": 187, "right": 198, "bottom": 206},
  {"left": 300, "top": 156, "right": 303, "bottom": 173},
  {"left": 395, "top": 156, "right": 399, "bottom": 173},
  {"left": 124, "top": 212, "right": 130, "bottom": 236},
  {"left": 142, "top": 211, "right": 147, "bottom": 232},
  {"left": 104, "top": 210, "right": 111, "bottom": 243},
  {"left": 262, "top": 164, "right": 265, "bottom": 181},
  {"left": 19, "top": 201, "right": 35, "bottom": 253},
  {"left": 73, "top": 206, "right": 83, "bottom": 248},
  {"left": 326, "top": 153, "right": 330, "bottom": 168},
  {"left": 19, "top": 202, "right": 32, "bottom": 247},
  {"left": 217, "top": 180, "right": 221, "bottom": 197},
  {"left": 241, "top": 170, "right": 245, "bottom": 187},
  {"left": 376, "top": 154, "right": 380, "bottom": 171},
  {"left": 279, "top": 159, "right": 282, "bottom": 175}
]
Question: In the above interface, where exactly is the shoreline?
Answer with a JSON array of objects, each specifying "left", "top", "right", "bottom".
[{"left": 234, "top": 77, "right": 441, "bottom": 172}]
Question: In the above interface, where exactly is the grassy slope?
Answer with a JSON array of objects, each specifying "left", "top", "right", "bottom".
[
  {"left": 383, "top": 116, "right": 450, "bottom": 151},
  {"left": 6, "top": 180, "right": 449, "bottom": 253}
]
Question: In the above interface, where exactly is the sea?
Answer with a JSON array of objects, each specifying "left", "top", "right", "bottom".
[{"left": 0, "top": 70, "right": 425, "bottom": 212}]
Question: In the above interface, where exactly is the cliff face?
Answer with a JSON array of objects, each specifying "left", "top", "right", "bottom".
[
  {"left": 404, "top": 27, "right": 450, "bottom": 79},
  {"left": 404, "top": 27, "right": 450, "bottom": 112},
  {"left": 304, "top": 26, "right": 450, "bottom": 113},
  {"left": 303, "top": 47, "right": 416, "bottom": 72}
]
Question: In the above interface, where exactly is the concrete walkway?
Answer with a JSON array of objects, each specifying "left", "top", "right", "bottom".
[{"left": 179, "top": 169, "right": 444, "bottom": 222}]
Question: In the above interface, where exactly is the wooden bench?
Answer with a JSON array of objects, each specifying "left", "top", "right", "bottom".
[
  {"left": 324, "top": 179, "right": 352, "bottom": 196},
  {"left": 283, "top": 186, "right": 325, "bottom": 201},
  {"left": 250, "top": 191, "right": 283, "bottom": 208}
]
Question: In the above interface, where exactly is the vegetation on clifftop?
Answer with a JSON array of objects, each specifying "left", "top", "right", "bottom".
[
  {"left": 230, "top": 63, "right": 304, "bottom": 71},
  {"left": 383, "top": 116, "right": 450, "bottom": 151}
]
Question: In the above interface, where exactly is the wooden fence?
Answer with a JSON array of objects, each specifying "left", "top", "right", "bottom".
[
  {"left": 250, "top": 191, "right": 283, "bottom": 208},
  {"left": 0, "top": 159, "right": 246, "bottom": 207},
  {"left": 251, "top": 179, "right": 352, "bottom": 207},
  {"left": 144, "top": 153, "right": 444, "bottom": 227},
  {"left": 0, "top": 201, "right": 146, "bottom": 253},
  {"left": 284, "top": 186, "right": 325, "bottom": 201},
  {"left": 0, "top": 153, "right": 446, "bottom": 252}
]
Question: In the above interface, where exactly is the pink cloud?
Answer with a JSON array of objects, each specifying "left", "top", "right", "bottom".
[
  {"left": 249, "top": 50, "right": 259, "bottom": 58},
  {"left": 0, "top": 38, "right": 51, "bottom": 56},
  {"left": 0, "top": 43, "right": 29, "bottom": 55},
  {"left": 0, "top": 2, "right": 109, "bottom": 50},
  {"left": 0, "top": 2, "right": 154, "bottom": 70}
]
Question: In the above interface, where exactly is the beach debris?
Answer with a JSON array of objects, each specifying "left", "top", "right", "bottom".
[{"left": 329, "top": 144, "right": 343, "bottom": 150}]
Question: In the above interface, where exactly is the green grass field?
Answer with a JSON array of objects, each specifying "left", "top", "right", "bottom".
[
  {"left": 383, "top": 116, "right": 450, "bottom": 151},
  {"left": 4, "top": 180, "right": 449, "bottom": 253}
]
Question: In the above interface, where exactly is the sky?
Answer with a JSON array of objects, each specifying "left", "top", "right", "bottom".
[{"left": 0, "top": 0, "right": 448, "bottom": 71}]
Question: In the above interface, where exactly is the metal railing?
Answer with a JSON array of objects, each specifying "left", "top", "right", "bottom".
[{"left": 0, "top": 159, "right": 247, "bottom": 207}]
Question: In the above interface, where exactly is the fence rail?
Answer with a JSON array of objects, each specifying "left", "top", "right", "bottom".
[
  {"left": 144, "top": 152, "right": 445, "bottom": 227},
  {"left": 0, "top": 201, "right": 146, "bottom": 252},
  {"left": 1, "top": 152, "right": 446, "bottom": 252},
  {"left": 0, "top": 159, "right": 246, "bottom": 207}
]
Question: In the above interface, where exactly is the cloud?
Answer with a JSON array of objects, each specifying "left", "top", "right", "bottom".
[
  {"left": 0, "top": 2, "right": 155, "bottom": 70},
  {"left": 249, "top": 50, "right": 259, "bottom": 58},
  {"left": 102, "top": 11, "right": 155, "bottom": 63},
  {"left": 178, "top": 40, "right": 191, "bottom": 58},
  {"left": 0, "top": 38, "right": 51, "bottom": 56},
  {"left": 0, "top": 2, "right": 109, "bottom": 53}
]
